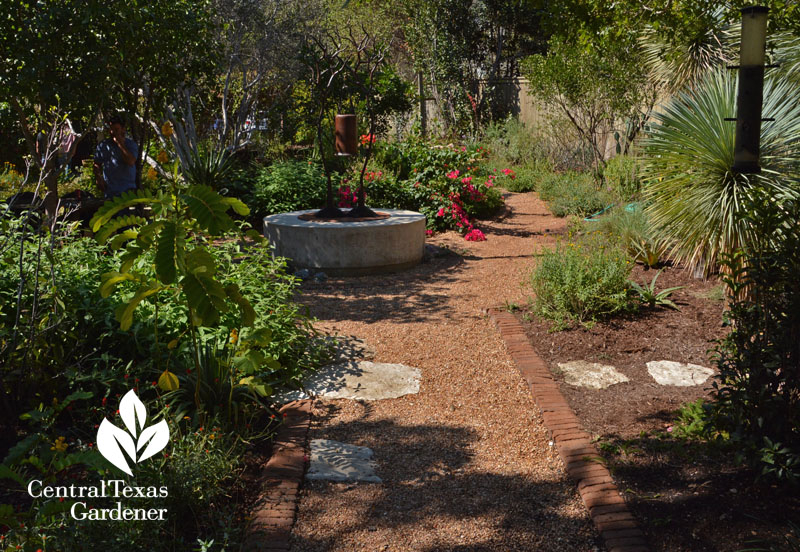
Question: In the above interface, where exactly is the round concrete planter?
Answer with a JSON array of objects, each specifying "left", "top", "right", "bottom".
[{"left": 263, "top": 209, "right": 426, "bottom": 275}]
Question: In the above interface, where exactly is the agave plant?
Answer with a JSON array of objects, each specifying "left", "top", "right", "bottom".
[
  {"left": 642, "top": 68, "right": 800, "bottom": 276},
  {"left": 181, "top": 145, "right": 234, "bottom": 191}
]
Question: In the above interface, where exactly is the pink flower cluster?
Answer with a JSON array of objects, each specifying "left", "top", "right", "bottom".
[
  {"left": 465, "top": 228, "right": 486, "bottom": 241},
  {"left": 337, "top": 184, "right": 359, "bottom": 208},
  {"left": 434, "top": 187, "right": 487, "bottom": 242},
  {"left": 501, "top": 168, "right": 516, "bottom": 179}
]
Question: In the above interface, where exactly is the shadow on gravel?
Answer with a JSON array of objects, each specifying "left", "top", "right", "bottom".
[
  {"left": 297, "top": 250, "right": 470, "bottom": 324},
  {"left": 292, "top": 406, "right": 601, "bottom": 552}
]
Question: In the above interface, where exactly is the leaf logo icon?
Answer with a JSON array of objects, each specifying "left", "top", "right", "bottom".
[{"left": 96, "top": 390, "right": 169, "bottom": 475}]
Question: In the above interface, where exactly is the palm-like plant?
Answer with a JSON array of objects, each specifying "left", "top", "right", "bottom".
[
  {"left": 639, "top": 7, "right": 735, "bottom": 93},
  {"left": 642, "top": 68, "right": 800, "bottom": 275},
  {"left": 771, "top": 31, "right": 800, "bottom": 87}
]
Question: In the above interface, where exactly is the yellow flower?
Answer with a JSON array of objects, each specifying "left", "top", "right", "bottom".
[
  {"left": 229, "top": 328, "right": 239, "bottom": 344},
  {"left": 161, "top": 121, "right": 174, "bottom": 137},
  {"left": 146, "top": 167, "right": 158, "bottom": 180},
  {"left": 157, "top": 150, "right": 169, "bottom": 164},
  {"left": 51, "top": 436, "right": 68, "bottom": 453}
]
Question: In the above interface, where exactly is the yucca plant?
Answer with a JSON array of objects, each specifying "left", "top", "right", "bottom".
[
  {"left": 180, "top": 145, "right": 234, "bottom": 191},
  {"left": 642, "top": 68, "right": 800, "bottom": 276}
]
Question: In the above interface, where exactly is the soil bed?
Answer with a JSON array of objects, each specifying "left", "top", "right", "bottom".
[{"left": 517, "top": 264, "right": 800, "bottom": 551}]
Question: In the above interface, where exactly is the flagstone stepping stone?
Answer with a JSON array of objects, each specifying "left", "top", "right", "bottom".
[
  {"left": 557, "top": 361, "right": 630, "bottom": 389},
  {"left": 306, "top": 439, "right": 382, "bottom": 483},
  {"left": 646, "top": 360, "right": 714, "bottom": 386},
  {"left": 274, "top": 360, "right": 421, "bottom": 402}
]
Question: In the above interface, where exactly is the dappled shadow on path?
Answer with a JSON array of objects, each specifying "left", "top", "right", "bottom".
[
  {"left": 297, "top": 249, "right": 470, "bottom": 324},
  {"left": 291, "top": 405, "right": 600, "bottom": 552}
]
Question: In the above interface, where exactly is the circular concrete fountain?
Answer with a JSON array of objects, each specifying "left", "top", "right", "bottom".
[{"left": 263, "top": 209, "right": 426, "bottom": 275}]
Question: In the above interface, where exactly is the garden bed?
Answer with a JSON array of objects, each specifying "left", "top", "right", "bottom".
[{"left": 517, "top": 264, "right": 800, "bottom": 551}]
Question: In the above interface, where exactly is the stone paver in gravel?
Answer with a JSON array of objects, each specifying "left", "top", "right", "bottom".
[
  {"left": 557, "top": 360, "right": 630, "bottom": 389},
  {"left": 275, "top": 360, "right": 421, "bottom": 402},
  {"left": 646, "top": 360, "right": 714, "bottom": 386},
  {"left": 306, "top": 439, "right": 382, "bottom": 483}
]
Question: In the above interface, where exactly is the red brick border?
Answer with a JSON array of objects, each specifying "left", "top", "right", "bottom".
[
  {"left": 244, "top": 399, "right": 312, "bottom": 551},
  {"left": 488, "top": 309, "right": 649, "bottom": 552}
]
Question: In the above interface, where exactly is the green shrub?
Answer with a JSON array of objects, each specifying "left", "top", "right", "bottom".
[
  {"left": 537, "top": 171, "right": 612, "bottom": 218},
  {"left": 1, "top": 407, "right": 249, "bottom": 551},
  {"left": 707, "top": 191, "right": 800, "bottom": 484},
  {"left": 211, "top": 239, "right": 325, "bottom": 378},
  {"left": 496, "top": 163, "right": 544, "bottom": 193},
  {"left": 528, "top": 236, "right": 634, "bottom": 330},
  {"left": 594, "top": 206, "right": 669, "bottom": 267},
  {"left": 481, "top": 116, "right": 545, "bottom": 166},
  {"left": 346, "top": 169, "right": 416, "bottom": 210},
  {"left": 601, "top": 155, "right": 641, "bottom": 201},
  {"left": 241, "top": 160, "right": 328, "bottom": 219}
]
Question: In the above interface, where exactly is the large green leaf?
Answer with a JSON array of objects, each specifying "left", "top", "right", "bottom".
[
  {"left": 100, "top": 271, "right": 140, "bottom": 297},
  {"left": 109, "top": 229, "right": 139, "bottom": 251},
  {"left": 181, "top": 271, "right": 228, "bottom": 326},
  {"left": 185, "top": 247, "right": 217, "bottom": 275},
  {"left": 181, "top": 185, "right": 234, "bottom": 235},
  {"left": 135, "top": 220, "right": 166, "bottom": 246},
  {"left": 225, "top": 283, "right": 256, "bottom": 327},
  {"left": 155, "top": 221, "right": 186, "bottom": 284},
  {"left": 116, "top": 282, "right": 164, "bottom": 331},
  {"left": 119, "top": 244, "right": 146, "bottom": 274},
  {"left": 89, "top": 189, "right": 156, "bottom": 232},
  {"left": 220, "top": 196, "right": 250, "bottom": 216},
  {"left": 94, "top": 215, "right": 147, "bottom": 244},
  {"left": 0, "top": 464, "right": 25, "bottom": 486}
]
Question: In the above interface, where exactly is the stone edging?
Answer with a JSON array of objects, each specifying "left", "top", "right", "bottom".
[
  {"left": 488, "top": 309, "right": 650, "bottom": 552},
  {"left": 244, "top": 399, "right": 312, "bottom": 551}
]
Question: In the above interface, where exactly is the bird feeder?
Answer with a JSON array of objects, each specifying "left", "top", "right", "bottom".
[
  {"left": 335, "top": 114, "right": 358, "bottom": 156},
  {"left": 732, "top": 5, "right": 770, "bottom": 174}
]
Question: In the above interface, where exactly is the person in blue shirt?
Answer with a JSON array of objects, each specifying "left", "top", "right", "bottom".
[{"left": 93, "top": 114, "right": 138, "bottom": 198}]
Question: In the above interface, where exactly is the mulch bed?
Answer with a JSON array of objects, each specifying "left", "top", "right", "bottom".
[{"left": 516, "top": 264, "right": 800, "bottom": 551}]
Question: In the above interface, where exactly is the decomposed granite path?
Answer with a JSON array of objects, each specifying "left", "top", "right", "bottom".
[{"left": 288, "top": 192, "right": 606, "bottom": 551}]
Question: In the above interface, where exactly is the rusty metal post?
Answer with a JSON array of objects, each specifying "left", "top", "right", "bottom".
[
  {"left": 335, "top": 114, "right": 358, "bottom": 156},
  {"left": 733, "top": 6, "right": 769, "bottom": 174}
]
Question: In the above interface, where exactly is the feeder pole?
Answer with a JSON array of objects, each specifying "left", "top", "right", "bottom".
[{"left": 732, "top": 5, "right": 769, "bottom": 174}]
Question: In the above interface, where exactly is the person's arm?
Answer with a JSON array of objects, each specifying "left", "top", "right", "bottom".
[{"left": 110, "top": 127, "right": 136, "bottom": 166}]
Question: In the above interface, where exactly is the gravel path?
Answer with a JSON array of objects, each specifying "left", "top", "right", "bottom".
[{"left": 291, "top": 192, "right": 601, "bottom": 551}]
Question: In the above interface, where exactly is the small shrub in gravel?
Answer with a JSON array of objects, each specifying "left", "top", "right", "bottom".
[
  {"left": 528, "top": 236, "right": 634, "bottom": 330},
  {"left": 537, "top": 171, "right": 613, "bottom": 218}
]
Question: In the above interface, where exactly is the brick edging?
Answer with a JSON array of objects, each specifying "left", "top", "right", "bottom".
[
  {"left": 244, "top": 399, "right": 312, "bottom": 552},
  {"left": 487, "top": 309, "right": 650, "bottom": 552}
]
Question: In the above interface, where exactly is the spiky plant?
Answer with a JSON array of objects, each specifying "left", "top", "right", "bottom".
[
  {"left": 642, "top": 68, "right": 800, "bottom": 276},
  {"left": 771, "top": 31, "right": 800, "bottom": 86},
  {"left": 639, "top": 7, "right": 735, "bottom": 93}
]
